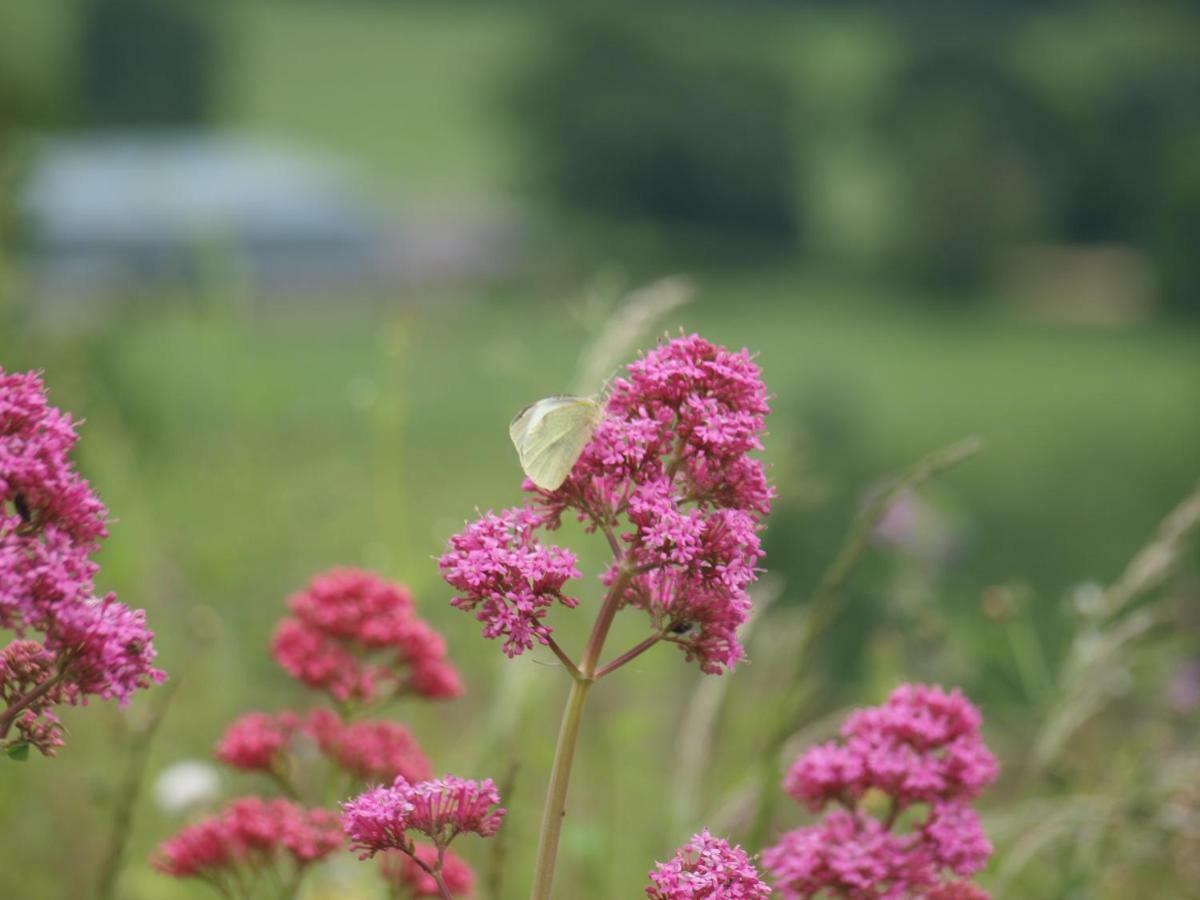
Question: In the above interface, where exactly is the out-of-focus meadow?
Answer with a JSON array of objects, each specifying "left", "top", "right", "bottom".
[{"left": 1, "top": 1, "right": 1199, "bottom": 898}]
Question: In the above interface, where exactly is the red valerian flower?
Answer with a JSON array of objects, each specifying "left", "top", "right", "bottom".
[
  {"left": 765, "top": 684, "right": 997, "bottom": 899},
  {"left": 272, "top": 568, "right": 462, "bottom": 703},
  {"left": 1, "top": 369, "right": 163, "bottom": 756},
  {"left": 647, "top": 829, "right": 772, "bottom": 899},
  {"left": 343, "top": 776, "right": 505, "bottom": 858},
  {"left": 442, "top": 335, "right": 772, "bottom": 674},
  {"left": 152, "top": 796, "right": 342, "bottom": 883},
  {"left": 440, "top": 506, "right": 580, "bottom": 658},
  {"left": 306, "top": 707, "right": 432, "bottom": 784},
  {"left": 214, "top": 711, "right": 303, "bottom": 773}
]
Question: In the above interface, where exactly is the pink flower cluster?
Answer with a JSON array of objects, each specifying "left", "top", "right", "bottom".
[
  {"left": 215, "top": 710, "right": 304, "bottom": 773},
  {"left": 307, "top": 708, "right": 432, "bottom": 783},
  {"left": 0, "top": 370, "right": 107, "bottom": 553},
  {"left": 784, "top": 684, "right": 998, "bottom": 811},
  {"left": 344, "top": 776, "right": 506, "bottom": 857},
  {"left": 647, "top": 830, "right": 772, "bottom": 899},
  {"left": 764, "top": 684, "right": 998, "bottom": 899},
  {"left": 272, "top": 568, "right": 462, "bottom": 703},
  {"left": 151, "top": 796, "right": 342, "bottom": 882},
  {"left": 159, "top": 566, "right": 482, "bottom": 897},
  {"left": 381, "top": 845, "right": 475, "bottom": 897},
  {"left": 0, "top": 369, "right": 162, "bottom": 757},
  {"left": 441, "top": 335, "right": 772, "bottom": 674},
  {"left": 48, "top": 594, "right": 162, "bottom": 705},
  {"left": 216, "top": 708, "right": 432, "bottom": 785},
  {"left": 440, "top": 507, "right": 580, "bottom": 657}
]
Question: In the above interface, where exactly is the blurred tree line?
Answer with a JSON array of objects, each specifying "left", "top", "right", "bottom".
[{"left": 516, "top": 0, "right": 1200, "bottom": 312}]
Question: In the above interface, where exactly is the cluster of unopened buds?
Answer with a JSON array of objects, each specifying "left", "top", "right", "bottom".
[{"left": 0, "top": 368, "right": 163, "bottom": 758}]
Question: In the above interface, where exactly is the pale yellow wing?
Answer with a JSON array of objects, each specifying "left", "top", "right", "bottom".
[{"left": 509, "top": 396, "right": 602, "bottom": 490}]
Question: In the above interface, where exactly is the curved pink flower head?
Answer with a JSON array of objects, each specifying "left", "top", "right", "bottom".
[
  {"left": 381, "top": 844, "right": 475, "bottom": 897},
  {"left": 767, "top": 684, "right": 998, "bottom": 899},
  {"left": 343, "top": 776, "right": 506, "bottom": 857},
  {"left": 1, "top": 370, "right": 108, "bottom": 634},
  {"left": 921, "top": 803, "right": 992, "bottom": 879},
  {"left": 342, "top": 782, "right": 415, "bottom": 858},
  {"left": 272, "top": 568, "right": 462, "bottom": 703},
  {"left": 308, "top": 709, "right": 432, "bottom": 784},
  {"left": 440, "top": 506, "right": 580, "bottom": 658},
  {"left": 763, "top": 810, "right": 923, "bottom": 900},
  {"left": 152, "top": 796, "right": 342, "bottom": 882},
  {"left": 47, "top": 593, "right": 165, "bottom": 707},
  {"left": 1, "top": 369, "right": 107, "bottom": 548},
  {"left": 551, "top": 336, "right": 771, "bottom": 674},
  {"left": 214, "top": 711, "right": 303, "bottom": 773},
  {"left": 784, "top": 683, "right": 998, "bottom": 811},
  {"left": 0, "top": 525, "right": 100, "bottom": 634},
  {"left": 647, "top": 829, "right": 772, "bottom": 899},
  {"left": 1, "top": 369, "right": 162, "bottom": 756}
]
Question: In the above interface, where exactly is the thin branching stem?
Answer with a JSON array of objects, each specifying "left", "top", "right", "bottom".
[
  {"left": 543, "top": 635, "right": 584, "bottom": 682},
  {"left": 0, "top": 669, "right": 68, "bottom": 738},
  {"left": 530, "top": 566, "right": 633, "bottom": 900},
  {"left": 595, "top": 632, "right": 664, "bottom": 679},
  {"left": 406, "top": 846, "right": 454, "bottom": 900}
]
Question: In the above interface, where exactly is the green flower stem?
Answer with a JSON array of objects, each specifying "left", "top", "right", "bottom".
[{"left": 530, "top": 567, "right": 632, "bottom": 900}]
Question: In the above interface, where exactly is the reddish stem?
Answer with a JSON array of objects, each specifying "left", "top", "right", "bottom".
[
  {"left": 595, "top": 633, "right": 664, "bottom": 679},
  {"left": 544, "top": 635, "right": 584, "bottom": 682},
  {"left": 0, "top": 670, "right": 68, "bottom": 738},
  {"left": 406, "top": 847, "right": 454, "bottom": 900}
]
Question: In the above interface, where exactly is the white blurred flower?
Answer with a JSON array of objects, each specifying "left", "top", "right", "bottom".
[
  {"left": 1070, "top": 580, "right": 1107, "bottom": 618},
  {"left": 154, "top": 760, "right": 220, "bottom": 815}
]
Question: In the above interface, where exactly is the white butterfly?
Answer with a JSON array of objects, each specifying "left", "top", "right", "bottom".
[{"left": 509, "top": 395, "right": 604, "bottom": 491}]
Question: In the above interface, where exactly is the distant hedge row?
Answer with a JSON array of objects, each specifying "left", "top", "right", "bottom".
[{"left": 516, "top": 2, "right": 1200, "bottom": 311}]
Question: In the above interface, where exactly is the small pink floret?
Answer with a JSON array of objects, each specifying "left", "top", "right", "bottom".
[
  {"left": 271, "top": 568, "right": 462, "bottom": 703},
  {"left": 343, "top": 775, "right": 505, "bottom": 857},
  {"left": 766, "top": 684, "right": 997, "bottom": 899},
  {"left": 151, "top": 796, "right": 342, "bottom": 880},
  {"left": 647, "top": 829, "right": 772, "bottom": 899}
]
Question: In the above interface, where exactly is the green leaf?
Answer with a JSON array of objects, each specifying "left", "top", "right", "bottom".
[{"left": 6, "top": 742, "right": 31, "bottom": 762}]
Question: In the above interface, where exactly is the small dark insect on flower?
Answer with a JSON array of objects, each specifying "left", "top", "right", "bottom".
[
  {"left": 669, "top": 620, "right": 694, "bottom": 636},
  {"left": 13, "top": 492, "right": 32, "bottom": 523},
  {"left": 12, "top": 492, "right": 40, "bottom": 536},
  {"left": 126, "top": 640, "right": 144, "bottom": 655}
]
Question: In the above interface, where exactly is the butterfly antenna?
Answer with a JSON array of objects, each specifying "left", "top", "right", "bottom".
[{"left": 597, "top": 367, "right": 621, "bottom": 405}]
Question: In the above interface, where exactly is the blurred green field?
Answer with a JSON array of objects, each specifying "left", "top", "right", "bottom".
[{"left": 2, "top": 1, "right": 1199, "bottom": 898}]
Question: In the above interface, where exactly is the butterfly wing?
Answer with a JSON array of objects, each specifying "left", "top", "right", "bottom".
[{"left": 510, "top": 396, "right": 602, "bottom": 490}]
